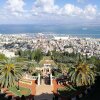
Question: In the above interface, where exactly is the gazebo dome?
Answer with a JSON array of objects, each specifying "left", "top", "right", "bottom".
[{"left": 39, "top": 57, "right": 56, "bottom": 67}]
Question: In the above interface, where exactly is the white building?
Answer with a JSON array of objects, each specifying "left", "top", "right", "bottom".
[{"left": 0, "top": 50, "right": 16, "bottom": 58}]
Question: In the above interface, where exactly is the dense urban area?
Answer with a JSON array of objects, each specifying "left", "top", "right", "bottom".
[{"left": 0, "top": 33, "right": 100, "bottom": 58}]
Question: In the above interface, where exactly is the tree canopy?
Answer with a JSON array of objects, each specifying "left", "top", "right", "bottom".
[{"left": 0, "top": 59, "right": 22, "bottom": 88}]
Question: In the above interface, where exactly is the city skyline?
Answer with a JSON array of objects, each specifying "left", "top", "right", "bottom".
[{"left": 0, "top": 0, "right": 100, "bottom": 25}]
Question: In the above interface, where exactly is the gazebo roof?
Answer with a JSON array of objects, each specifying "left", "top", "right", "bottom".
[{"left": 39, "top": 56, "right": 56, "bottom": 66}]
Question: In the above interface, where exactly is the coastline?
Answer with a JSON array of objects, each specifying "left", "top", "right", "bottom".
[
  {"left": 0, "top": 24, "right": 100, "bottom": 39},
  {"left": 0, "top": 33, "right": 100, "bottom": 39}
]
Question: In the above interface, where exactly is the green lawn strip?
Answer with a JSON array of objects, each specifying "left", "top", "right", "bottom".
[{"left": 8, "top": 86, "right": 31, "bottom": 97}]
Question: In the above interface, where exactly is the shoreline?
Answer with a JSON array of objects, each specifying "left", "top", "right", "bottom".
[{"left": 0, "top": 33, "right": 100, "bottom": 39}]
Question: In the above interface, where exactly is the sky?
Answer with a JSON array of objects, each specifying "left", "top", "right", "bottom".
[{"left": 0, "top": 0, "right": 100, "bottom": 25}]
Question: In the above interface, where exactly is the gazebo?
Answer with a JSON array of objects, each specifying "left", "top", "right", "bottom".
[{"left": 38, "top": 57, "right": 56, "bottom": 77}]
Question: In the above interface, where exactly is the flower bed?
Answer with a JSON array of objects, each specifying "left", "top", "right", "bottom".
[{"left": 8, "top": 86, "right": 31, "bottom": 97}]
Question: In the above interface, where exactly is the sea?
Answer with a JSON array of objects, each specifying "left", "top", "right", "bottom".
[{"left": 0, "top": 24, "right": 100, "bottom": 38}]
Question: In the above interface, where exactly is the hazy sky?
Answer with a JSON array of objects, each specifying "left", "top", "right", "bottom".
[{"left": 0, "top": 0, "right": 100, "bottom": 25}]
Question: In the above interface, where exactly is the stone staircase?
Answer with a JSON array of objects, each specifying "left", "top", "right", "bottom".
[{"left": 34, "top": 79, "right": 53, "bottom": 100}]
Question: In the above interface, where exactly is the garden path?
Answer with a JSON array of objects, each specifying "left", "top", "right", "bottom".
[{"left": 34, "top": 79, "right": 53, "bottom": 100}]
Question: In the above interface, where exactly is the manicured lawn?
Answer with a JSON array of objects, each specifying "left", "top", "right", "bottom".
[{"left": 8, "top": 86, "right": 31, "bottom": 97}]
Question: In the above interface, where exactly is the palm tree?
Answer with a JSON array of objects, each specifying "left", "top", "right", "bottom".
[
  {"left": 26, "top": 62, "right": 36, "bottom": 74},
  {"left": 58, "top": 63, "right": 69, "bottom": 74},
  {"left": 0, "top": 59, "right": 22, "bottom": 88},
  {"left": 69, "top": 62, "right": 96, "bottom": 86},
  {"left": 22, "top": 60, "right": 38, "bottom": 74}
]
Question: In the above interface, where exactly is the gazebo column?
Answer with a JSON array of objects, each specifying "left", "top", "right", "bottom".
[
  {"left": 38, "top": 73, "right": 40, "bottom": 85},
  {"left": 50, "top": 73, "right": 52, "bottom": 85}
]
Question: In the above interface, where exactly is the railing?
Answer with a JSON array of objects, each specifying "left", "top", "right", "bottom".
[
  {"left": 22, "top": 75, "right": 38, "bottom": 80},
  {"left": 52, "top": 76, "right": 56, "bottom": 79},
  {"left": 32, "top": 76, "right": 38, "bottom": 79}
]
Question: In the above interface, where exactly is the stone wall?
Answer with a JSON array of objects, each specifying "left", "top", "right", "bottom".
[{"left": 52, "top": 79, "right": 65, "bottom": 94}]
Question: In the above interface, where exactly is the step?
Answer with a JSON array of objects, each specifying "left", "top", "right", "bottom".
[
  {"left": 35, "top": 84, "right": 53, "bottom": 100},
  {"left": 34, "top": 93, "right": 53, "bottom": 100}
]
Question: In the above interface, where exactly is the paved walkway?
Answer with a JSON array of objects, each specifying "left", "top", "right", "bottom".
[{"left": 34, "top": 79, "right": 53, "bottom": 100}]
